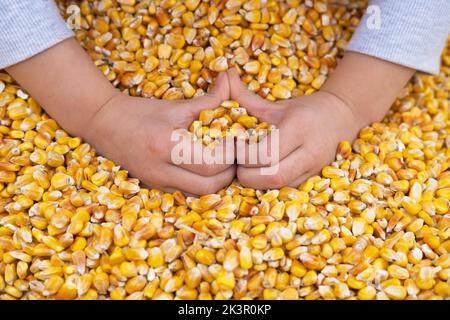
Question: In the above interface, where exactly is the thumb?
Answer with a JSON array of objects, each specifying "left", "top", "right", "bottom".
[
  {"left": 181, "top": 71, "right": 230, "bottom": 118},
  {"left": 227, "top": 67, "right": 274, "bottom": 122}
]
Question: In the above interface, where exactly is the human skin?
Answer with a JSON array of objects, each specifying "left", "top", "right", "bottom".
[
  {"left": 6, "top": 38, "right": 236, "bottom": 195},
  {"left": 229, "top": 52, "right": 415, "bottom": 189},
  {"left": 6, "top": 36, "right": 415, "bottom": 192}
]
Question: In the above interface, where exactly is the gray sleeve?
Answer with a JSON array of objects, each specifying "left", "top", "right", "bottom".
[
  {"left": 346, "top": 0, "right": 450, "bottom": 74},
  {"left": 0, "top": 0, "right": 74, "bottom": 69}
]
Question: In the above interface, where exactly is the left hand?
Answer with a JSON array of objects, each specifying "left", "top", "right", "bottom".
[{"left": 228, "top": 68, "right": 366, "bottom": 189}]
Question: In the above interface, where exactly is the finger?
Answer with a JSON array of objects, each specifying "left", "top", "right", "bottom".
[
  {"left": 180, "top": 72, "right": 230, "bottom": 118},
  {"left": 173, "top": 136, "right": 236, "bottom": 176},
  {"left": 227, "top": 67, "right": 276, "bottom": 122},
  {"left": 163, "top": 164, "right": 236, "bottom": 196},
  {"left": 237, "top": 146, "right": 313, "bottom": 189},
  {"left": 237, "top": 116, "right": 304, "bottom": 167}
]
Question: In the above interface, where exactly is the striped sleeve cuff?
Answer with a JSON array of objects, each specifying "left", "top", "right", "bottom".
[
  {"left": 0, "top": 0, "right": 74, "bottom": 69},
  {"left": 346, "top": 0, "right": 450, "bottom": 75}
]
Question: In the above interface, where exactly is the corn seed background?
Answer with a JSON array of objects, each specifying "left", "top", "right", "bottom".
[{"left": 0, "top": 0, "right": 449, "bottom": 300}]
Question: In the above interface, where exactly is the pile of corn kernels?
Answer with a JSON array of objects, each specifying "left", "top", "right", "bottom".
[{"left": 0, "top": 0, "right": 449, "bottom": 300}]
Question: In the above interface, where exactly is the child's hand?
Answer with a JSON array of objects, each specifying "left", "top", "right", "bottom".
[
  {"left": 228, "top": 49, "right": 415, "bottom": 190},
  {"left": 7, "top": 39, "right": 238, "bottom": 195},
  {"left": 86, "top": 73, "right": 235, "bottom": 195},
  {"left": 228, "top": 69, "right": 362, "bottom": 189}
]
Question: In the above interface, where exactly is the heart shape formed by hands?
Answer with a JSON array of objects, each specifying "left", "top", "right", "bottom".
[{"left": 184, "top": 68, "right": 364, "bottom": 192}]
